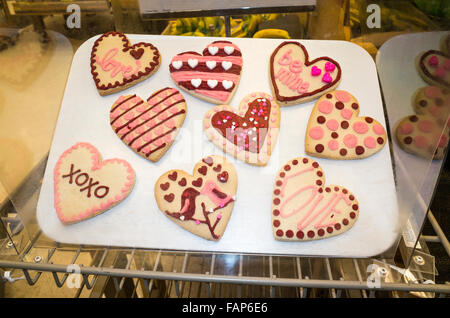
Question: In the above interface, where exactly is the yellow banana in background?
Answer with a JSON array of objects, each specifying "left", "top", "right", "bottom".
[{"left": 253, "top": 29, "right": 291, "bottom": 39}]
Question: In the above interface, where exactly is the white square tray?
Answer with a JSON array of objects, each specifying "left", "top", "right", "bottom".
[{"left": 37, "top": 35, "right": 398, "bottom": 257}]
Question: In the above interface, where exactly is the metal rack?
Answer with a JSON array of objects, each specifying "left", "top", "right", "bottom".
[{"left": 1, "top": 206, "right": 449, "bottom": 297}]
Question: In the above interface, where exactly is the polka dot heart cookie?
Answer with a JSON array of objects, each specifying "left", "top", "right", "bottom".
[
  {"left": 305, "top": 90, "right": 387, "bottom": 160},
  {"left": 271, "top": 157, "right": 359, "bottom": 241},
  {"left": 395, "top": 86, "right": 449, "bottom": 159}
]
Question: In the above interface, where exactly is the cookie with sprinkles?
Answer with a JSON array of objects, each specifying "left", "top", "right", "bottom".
[
  {"left": 203, "top": 92, "right": 281, "bottom": 166},
  {"left": 154, "top": 155, "right": 237, "bottom": 241},
  {"left": 305, "top": 90, "right": 387, "bottom": 160},
  {"left": 110, "top": 87, "right": 187, "bottom": 162},
  {"left": 395, "top": 86, "right": 449, "bottom": 159},
  {"left": 272, "top": 157, "right": 359, "bottom": 241}
]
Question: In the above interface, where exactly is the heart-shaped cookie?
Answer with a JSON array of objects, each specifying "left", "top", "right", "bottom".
[
  {"left": 272, "top": 157, "right": 359, "bottom": 241},
  {"left": 270, "top": 41, "right": 342, "bottom": 106},
  {"left": 395, "top": 86, "right": 449, "bottom": 159},
  {"left": 169, "top": 40, "right": 242, "bottom": 104},
  {"left": 154, "top": 155, "right": 237, "bottom": 241},
  {"left": 110, "top": 87, "right": 187, "bottom": 162},
  {"left": 54, "top": 142, "right": 135, "bottom": 224},
  {"left": 305, "top": 90, "right": 387, "bottom": 160},
  {"left": 203, "top": 92, "right": 281, "bottom": 166},
  {"left": 90, "top": 31, "right": 161, "bottom": 96},
  {"left": 417, "top": 50, "right": 450, "bottom": 89}
]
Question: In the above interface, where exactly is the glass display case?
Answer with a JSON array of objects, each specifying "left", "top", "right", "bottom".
[{"left": 0, "top": 0, "right": 449, "bottom": 298}]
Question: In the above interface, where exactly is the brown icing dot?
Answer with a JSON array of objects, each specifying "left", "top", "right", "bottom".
[
  {"left": 316, "top": 180, "right": 322, "bottom": 186},
  {"left": 164, "top": 193, "right": 174, "bottom": 202},
  {"left": 341, "top": 121, "right": 349, "bottom": 129},
  {"left": 334, "top": 186, "right": 339, "bottom": 191},
  {"left": 312, "top": 162, "right": 319, "bottom": 168},
  {"left": 352, "top": 204, "right": 359, "bottom": 210},
  {"left": 318, "top": 229, "right": 325, "bottom": 237},
  {"left": 343, "top": 218, "right": 349, "bottom": 226},
  {"left": 168, "top": 171, "right": 177, "bottom": 181},
  {"left": 274, "top": 189, "right": 281, "bottom": 195},
  {"left": 273, "top": 209, "right": 280, "bottom": 216},
  {"left": 296, "top": 231, "right": 304, "bottom": 239},
  {"left": 342, "top": 189, "right": 348, "bottom": 194},
  {"left": 331, "top": 132, "right": 339, "bottom": 139},
  {"left": 335, "top": 101, "right": 345, "bottom": 110},
  {"left": 334, "top": 223, "right": 341, "bottom": 230},
  {"left": 192, "top": 177, "right": 203, "bottom": 187},
  {"left": 325, "top": 187, "right": 331, "bottom": 192},
  {"left": 317, "top": 116, "right": 326, "bottom": 124},
  {"left": 178, "top": 178, "right": 187, "bottom": 186},
  {"left": 365, "top": 117, "right": 374, "bottom": 123},
  {"left": 377, "top": 137, "right": 384, "bottom": 144},
  {"left": 350, "top": 212, "right": 356, "bottom": 219},
  {"left": 317, "top": 171, "right": 323, "bottom": 177},
  {"left": 351, "top": 103, "right": 359, "bottom": 110},
  {"left": 302, "top": 158, "right": 309, "bottom": 164},
  {"left": 198, "top": 166, "right": 208, "bottom": 176},
  {"left": 276, "top": 230, "right": 284, "bottom": 237},
  {"left": 276, "top": 180, "right": 283, "bottom": 186},
  {"left": 284, "top": 165, "right": 291, "bottom": 171},
  {"left": 279, "top": 172, "right": 286, "bottom": 178},
  {"left": 307, "top": 230, "right": 315, "bottom": 238},
  {"left": 326, "top": 93, "right": 333, "bottom": 99},
  {"left": 318, "top": 188, "right": 323, "bottom": 193},
  {"left": 419, "top": 100, "right": 427, "bottom": 107},
  {"left": 355, "top": 146, "right": 365, "bottom": 155},
  {"left": 315, "top": 144, "right": 324, "bottom": 153},
  {"left": 409, "top": 115, "right": 418, "bottom": 122},
  {"left": 273, "top": 220, "right": 280, "bottom": 227},
  {"left": 292, "top": 159, "right": 298, "bottom": 165},
  {"left": 349, "top": 195, "right": 354, "bottom": 201},
  {"left": 404, "top": 136, "right": 413, "bottom": 144},
  {"left": 286, "top": 230, "right": 294, "bottom": 238},
  {"left": 273, "top": 198, "right": 280, "bottom": 205},
  {"left": 340, "top": 149, "right": 347, "bottom": 156},
  {"left": 327, "top": 227, "right": 333, "bottom": 233},
  {"left": 160, "top": 182, "right": 170, "bottom": 191}
]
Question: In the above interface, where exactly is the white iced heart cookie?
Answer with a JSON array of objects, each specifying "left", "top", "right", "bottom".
[
  {"left": 90, "top": 31, "right": 161, "bottom": 96},
  {"left": 154, "top": 155, "right": 238, "bottom": 241},
  {"left": 272, "top": 157, "right": 359, "bottom": 241},
  {"left": 54, "top": 142, "right": 135, "bottom": 224},
  {"left": 169, "top": 41, "right": 243, "bottom": 104},
  {"left": 203, "top": 92, "right": 281, "bottom": 166},
  {"left": 270, "top": 41, "right": 342, "bottom": 106}
]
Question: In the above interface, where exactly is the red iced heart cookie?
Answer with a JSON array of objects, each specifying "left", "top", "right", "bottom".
[
  {"left": 305, "top": 90, "right": 387, "bottom": 160},
  {"left": 203, "top": 92, "right": 281, "bottom": 166},
  {"left": 270, "top": 41, "right": 342, "bottom": 106},
  {"left": 169, "top": 40, "right": 243, "bottom": 104},
  {"left": 110, "top": 87, "right": 187, "bottom": 162},
  {"left": 417, "top": 50, "right": 450, "bottom": 89},
  {"left": 54, "top": 142, "right": 135, "bottom": 224},
  {"left": 154, "top": 155, "right": 238, "bottom": 241},
  {"left": 90, "top": 31, "right": 161, "bottom": 96},
  {"left": 272, "top": 157, "right": 359, "bottom": 241},
  {"left": 395, "top": 86, "right": 449, "bottom": 159}
]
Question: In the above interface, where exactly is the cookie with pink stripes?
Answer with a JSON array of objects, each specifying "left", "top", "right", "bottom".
[
  {"left": 271, "top": 157, "right": 359, "bottom": 241},
  {"left": 54, "top": 142, "right": 135, "bottom": 224},
  {"left": 395, "top": 86, "right": 449, "bottom": 159},
  {"left": 305, "top": 90, "right": 387, "bottom": 160},
  {"left": 110, "top": 87, "right": 187, "bottom": 162},
  {"left": 169, "top": 41, "right": 242, "bottom": 104}
]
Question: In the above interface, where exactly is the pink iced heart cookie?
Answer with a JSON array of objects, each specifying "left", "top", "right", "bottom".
[
  {"left": 272, "top": 157, "right": 359, "bottom": 241},
  {"left": 154, "top": 155, "right": 238, "bottom": 241},
  {"left": 417, "top": 50, "right": 450, "bottom": 89},
  {"left": 169, "top": 41, "right": 243, "bottom": 104},
  {"left": 110, "top": 87, "right": 187, "bottom": 162},
  {"left": 395, "top": 86, "right": 449, "bottom": 159},
  {"left": 203, "top": 92, "right": 281, "bottom": 166},
  {"left": 305, "top": 90, "right": 387, "bottom": 160},
  {"left": 54, "top": 142, "right": 135, "bottom": 224},
  {"left": 90, "top": 31, "right": 161, "bottom": 96},
  {"left": 270, "top": 41, "right": 341, "bottom": 106}
]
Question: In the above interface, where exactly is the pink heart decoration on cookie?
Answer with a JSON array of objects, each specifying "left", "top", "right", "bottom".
[
  {"left": 90, "top": 31, "right": 161, "bottom": 96},
  {"left": 110, "top": 87, "right": 187, "bottom": 162},
  {"left": 169, "top": 41, "right": 243, "bottom": 104},
  {"left": 305, "top": 90, "right": 387, "bottom": 159},
  {"left": 270, "top": 41, "right": 342, "bottom": 106},
  {"left": 203, "top": 92, "right": 281, "bottom": 166},
  {"left": 272, "top": 157, "right": 359, "bottom": 241},
  {"left": 417, "top": 50, "right": 450, "bottom": 88},
  {"left": 54, "top": 142, "right": 135, "bottom": 224}
]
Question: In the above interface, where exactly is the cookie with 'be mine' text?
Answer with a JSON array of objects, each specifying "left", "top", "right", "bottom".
[
  {"left": 305, "top": 90, "right": 387, "bottom": 160},
  {"left": 54, "top": 142, "right": 135, "bottom": 224},
  {"left": 155, "top": 155, "right": 237, "bottom": 241},
  {"left": 270, "top": 41, "right": 341, "bottom": 106},
  {"left": 90, "top": 31, "right": 161, "bottom": 96}
]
